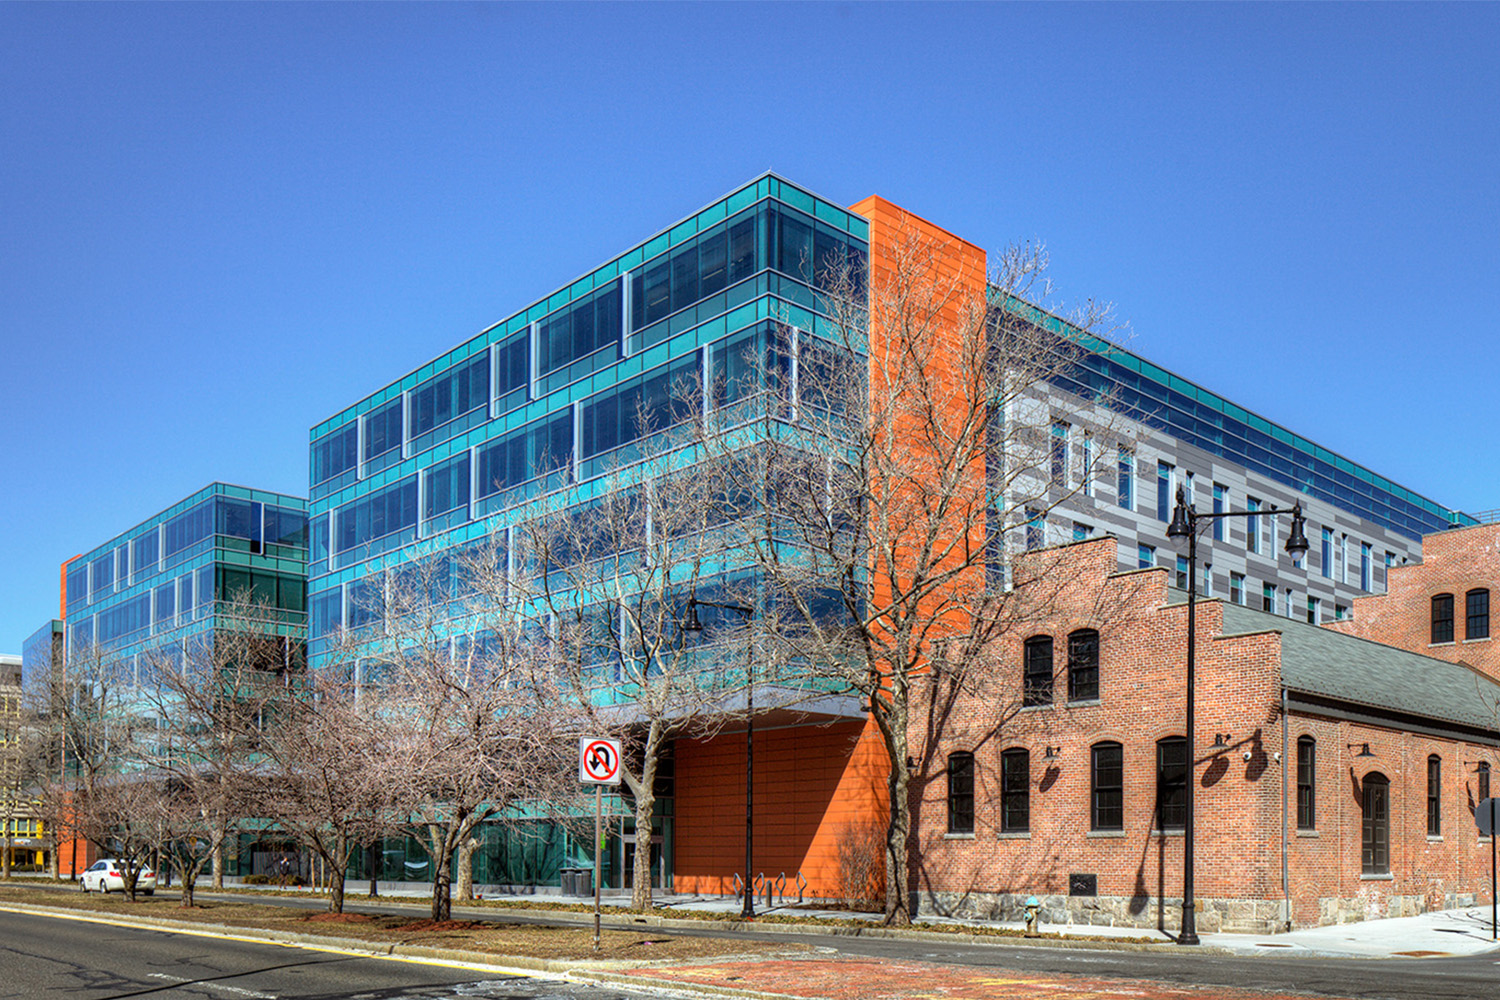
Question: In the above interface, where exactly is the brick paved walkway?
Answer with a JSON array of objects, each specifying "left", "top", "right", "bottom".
[{"left": 628, "top": 957, "right": 1351, "bottom": 1000}]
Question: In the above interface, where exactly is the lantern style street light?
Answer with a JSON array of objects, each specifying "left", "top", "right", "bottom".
[{"left": 1166, "top": 485, "right": 1308, "bottom": 945}]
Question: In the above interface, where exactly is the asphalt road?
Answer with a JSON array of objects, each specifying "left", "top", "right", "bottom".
[
  {"left": 0, "top": 908, "right": 660, "bottom": 1000},
  {"left": 185, "top": 889, "right": 1500, "bottom": 1000},
  {"left": 8, "top": 884, "right": 1500, "bottom": 1000}
]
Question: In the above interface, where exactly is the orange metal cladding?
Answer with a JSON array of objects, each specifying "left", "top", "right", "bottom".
[
  {"left": 671, "top": 198, "right": 989, "bottom": 901},
  {"left": 849, "top": 196, "right": 990, "bottom": 632},
  {"left": 672, "top": 719, "right": 888, "bottom": 898}
]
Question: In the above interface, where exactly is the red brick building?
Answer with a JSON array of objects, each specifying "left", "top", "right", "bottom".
[
  {"left": 911, "top": 536, "right": 1500, "bottom": 932},
  {"left": 1326, "top": 523, "right": 1499, "bottom": 682}
]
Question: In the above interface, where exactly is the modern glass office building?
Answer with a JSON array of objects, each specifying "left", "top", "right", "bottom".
[
  {"left": 306, "top": 174, "right": 870, "bottom": 663},
  {"left": 63, "top": 483, "right": 309, "bottom": 678},
  {"left": 306, "top": 173, "right": 1474, "bottom": 893}
]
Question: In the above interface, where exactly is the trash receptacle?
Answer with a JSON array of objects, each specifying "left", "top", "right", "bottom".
[
  {"left": 574, "top": 867, "right": 593, "bottom": 896},
  {"left": 560, "top": 869, "right": 576, "bottom": 895}
]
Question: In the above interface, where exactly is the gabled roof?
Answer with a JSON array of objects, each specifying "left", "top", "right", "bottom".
[{"left": 1220, "top": 602, "right": 1500, "bottom": 735}]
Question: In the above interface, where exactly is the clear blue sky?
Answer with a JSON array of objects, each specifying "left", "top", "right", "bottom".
[{"left": 3, "top": 2, "right": 1497, "bottom": 652}]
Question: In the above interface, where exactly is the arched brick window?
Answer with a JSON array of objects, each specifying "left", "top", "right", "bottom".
[
  {"left": 1067, "top": 628, "right": 1099, "bottom": 702},
  {"left": 1000, "top": 748, "right": 1030, "bottom": 833},
  {"left": 1091, "top": 741, "right": 1123, "bottom": 831},
  {"left": 1427, "top": 755, "right": 1442, "bottom": 837},
  {"left": 1467, "top": 589, "right": 1490, "bottom": 640},
  {"left": 1156, "top": 736, "right": 1188, "bottom": 831},
  {"left": 947, "top": 752, "right": 974, "bottom": 834},
  {"left": 1432, "top": 593, "right": 1454, "bottom": 643},
  {"left": 1296, "top": 736, "right": 1316, "bottom": 830},
  {"left": 1023, "top": 636, "right": 1053, "bottom": 707}
]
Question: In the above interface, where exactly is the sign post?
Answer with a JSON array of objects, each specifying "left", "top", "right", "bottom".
[
  {"left": 1475, "top": 796, "right": 1498, "bottom": 940},
  {"left": 579, "top": 737, "right": 622, "bottom": 953}
]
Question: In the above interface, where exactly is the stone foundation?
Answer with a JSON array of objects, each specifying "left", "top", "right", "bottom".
[{"left": 919, "top": 889, "right": 1476, "bottom": 933}]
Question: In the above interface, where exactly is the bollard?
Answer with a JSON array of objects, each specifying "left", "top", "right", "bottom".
[{"left": 1024, "top": 895, "right": 1042, "bottom": 937}]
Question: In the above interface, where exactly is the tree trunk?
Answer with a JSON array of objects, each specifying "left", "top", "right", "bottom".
[
  {"left": 455, "top": 838, "right": 475, "bottom": 902},
  {"left": 428, "top": 824, "right": 452, "bottom": 922},
  {"left": 211, "top": 842, "right": 223, "bottom": 890},
  {"left": 3, "top": 833, "right": 11, "bottom": 878},
  {"left": 882, "top": 695, "right": 912, "bottom": 927},
  {"left": 48, "top": 844, "right": 59, "bottom": 879},
  {"left": 181, "top": 866, "right": 196, "bottom": 908},
  {"left": 367, "top": 841, "right": 379, "bottom": 897},
  {"left": 630, "top": 723, "right": 662, "bottom": 912},
  {"left": 328, "top": 866, "right": 346, "bottom": 914}
]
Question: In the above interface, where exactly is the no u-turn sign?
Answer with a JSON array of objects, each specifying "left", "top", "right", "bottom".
[{"left": 579, "top": 737, "right": 623, "bottom": 785}]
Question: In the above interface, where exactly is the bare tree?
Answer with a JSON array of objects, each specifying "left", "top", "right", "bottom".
[
  {"left": 508, "top": 397, "right": 750, "bottom": 913},
  {"left": 253, "top": 662, "right": 400, "bottom": 914},
  {"left": 25, "top": 638, "right": 164, "bottom": 899},
  {"left": 139, "top": 605, "right": 302, "bottom": 906},
  {"left": 350, "top": 545, "right": 578, "bottom": 923},
  {"left": 728, "top": 215, "right": 1126, "bottom": 924}
]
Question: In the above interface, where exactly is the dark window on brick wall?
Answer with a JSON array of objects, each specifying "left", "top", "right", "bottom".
[
  {"left": 1067, "top": 629, "right": 1099, "bottom": 702},
  {"left": 1156, "top": 736, "right": 1188, "bottom": 831},
  {"left": 1001, "top": 748, "right": 1030, "bottom": 833},
  {"left": 1023, "top": 636, "right": 1053, "bottom": 707},
  {"left": 1296, "top": 736, "right": 1316, "bottom": 830},
  {"left": 1467, "top": 589, "right": 1490, "bottom": 640},
  {"left": 1480, "top": 761, "right": 1491, "bottom": 805},
  {"left": 1432, "top": 593, "right": 1454, "bottom": 643},
  {"left": 1091, "top": 742, "right": 1123, "bottom": 831},
  {"left": 947, "top": 752, "right": 974, "bottom": 834},
  {"left": 1427, "top": 755, "right": 1442, "bottom": 837},
  {"left": 1361, "top": 772, "right": 1390, "bottom": 875}
]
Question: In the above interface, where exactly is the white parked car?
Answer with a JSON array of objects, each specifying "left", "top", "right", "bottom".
[{"left": 80, "top": 859, "right": 156, "bottom": 895}]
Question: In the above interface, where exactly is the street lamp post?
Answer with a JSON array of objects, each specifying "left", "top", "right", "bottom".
[
  {"left": 1166, "top": 485, "right": 1308, "bottom": 945},
  {"left": 682, "top": 596, "right": 757, "bottom": 918}
]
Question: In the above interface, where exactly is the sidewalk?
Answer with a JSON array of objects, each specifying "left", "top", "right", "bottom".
[{"left": 216, "top": 876, "right": 1500, "bottom": 960}]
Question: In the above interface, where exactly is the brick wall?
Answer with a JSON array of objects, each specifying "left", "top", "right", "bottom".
[
  {"left": 1325, "top": 523, "right": 1500, "bottom": 683},
  {"left": 911, "top": 535, "right": 1497, "bottom": 931}
]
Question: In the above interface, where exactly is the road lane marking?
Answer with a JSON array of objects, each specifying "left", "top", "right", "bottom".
[{"left": 148, "top": 972, "right": 277, "bottom": 999}]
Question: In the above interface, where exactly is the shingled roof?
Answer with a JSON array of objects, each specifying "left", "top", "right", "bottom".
[{"left": 1219, "top": 602, "right": 1500, "bottom": 735}]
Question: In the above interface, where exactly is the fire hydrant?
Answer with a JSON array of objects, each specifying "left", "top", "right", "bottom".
[{"left": 1024, "top": 896, "right": 1042, "bottom": 937}]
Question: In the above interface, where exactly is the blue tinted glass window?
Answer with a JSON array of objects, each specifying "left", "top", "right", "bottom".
[
  {"left": 476, "top": 411, "right": 573, "bottom": 499},
  {"left": 334, "top": 477, "right": 417, "bottom": 555},
  {"left": 264, "top": 505, "right": 308, "bottom": 548},
  {"left": 312, "top": 424, "right": 358, "bottom": 485},
  {"left": 364, "top": 397, "right": 403, "bottom": 462},
  {"left": 66, "top": 561, "right": 89, "bottom": 613},
  {"left": 311, "top": 588, "right": 342, "bottom": 639},
  {"left": 132, "top": 532, "right": 159, "bottom": 579},
  {"left": 89, "top": 553, "right": 113, "bottom": 598},
  {"left": 581, "top": 352, "right": 699, "bottom": 460},
  {"left": 154, "top": 582, "right": 175, "bottom": 626},
  {"left": 495, "top": 332, "right": 530, "bottom": 405},
  {"left": 538, "top": 282, "right": 622, "bottom": 377},
  {"left": 409, "top": 354, "right": 490, "bottom": 438},
  {"left": 423, "top": 453, "right": 471, "bottom": 519},
  {"left": 1117, "top": 449, "right": 1133, "bottom": 510},
  {"left": 1156, "top": 462, "right": 1172, "bottom": 522}
]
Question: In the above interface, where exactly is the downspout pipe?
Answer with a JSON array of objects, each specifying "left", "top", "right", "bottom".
[{"left": 1282, "top": 684, "right": 1291, "bottom": 932}]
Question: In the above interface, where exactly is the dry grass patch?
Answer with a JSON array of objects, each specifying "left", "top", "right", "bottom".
[{"left": 0, "top": 885, "right": 807, "bottom": 963}]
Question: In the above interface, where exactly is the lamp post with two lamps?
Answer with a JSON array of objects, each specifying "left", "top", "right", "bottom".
[
  {"left": 681, "top": 595, "right": 757, "bottom": 918},
  {"left": 1166, "top": 485, "right": 1309, "bottom": 945}
]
